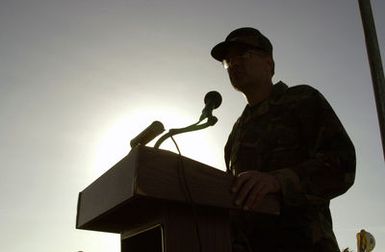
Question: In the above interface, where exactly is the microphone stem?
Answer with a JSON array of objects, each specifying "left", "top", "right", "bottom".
[{"left": 154, "top": 117, "right": 217, "bottom": 149}]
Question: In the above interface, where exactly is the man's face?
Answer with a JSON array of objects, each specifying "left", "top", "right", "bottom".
[{"left": 223, "top": 46, "right": 273, "bottom": 93}]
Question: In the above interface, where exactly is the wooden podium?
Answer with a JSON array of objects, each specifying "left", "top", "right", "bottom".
[{"left": 76, "top": 146, "right": 280, "bottom": 252}]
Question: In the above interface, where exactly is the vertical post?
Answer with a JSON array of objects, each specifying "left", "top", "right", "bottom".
[{"left": 358, "top": 0, "right": 385, "bottom": 161}]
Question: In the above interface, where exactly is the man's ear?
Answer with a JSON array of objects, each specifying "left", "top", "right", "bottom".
[{"left": 267, "top": 56, "right": 275, "bottom": 76}]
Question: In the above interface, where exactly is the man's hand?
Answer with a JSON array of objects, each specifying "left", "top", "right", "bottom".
[{"left": 232, "top": 171, "right": 281, "bottom": 210}]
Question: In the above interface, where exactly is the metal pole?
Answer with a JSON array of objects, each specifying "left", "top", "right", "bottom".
[{"left": 358, "top": 0, "right": 385, "bottom": 161}]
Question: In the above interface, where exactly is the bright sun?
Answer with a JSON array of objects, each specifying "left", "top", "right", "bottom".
[
  {"left": 92, "top": 104, "right": 225, "bottom": 178},
  {"left": 86, "top": 99, "right": 226, "bottom": 252}
]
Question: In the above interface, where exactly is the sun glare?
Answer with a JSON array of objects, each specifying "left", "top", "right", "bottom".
[
  {"left": 88, "top": 104, "right": 224, "bottom": 252},
  {"left": 92, "top": 104, "right": 225, "bottom": 178}
]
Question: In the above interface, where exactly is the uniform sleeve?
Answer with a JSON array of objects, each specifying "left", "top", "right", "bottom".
[{"left": 270, "top": 88, "right": 356, "bottom": 207}]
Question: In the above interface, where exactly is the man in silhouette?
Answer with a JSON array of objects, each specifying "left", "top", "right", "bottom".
[{"left": 211, "top": 27, "right": 356, "bottom": 252}]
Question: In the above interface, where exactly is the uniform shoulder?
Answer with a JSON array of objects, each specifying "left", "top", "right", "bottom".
[
  {"left": 282, "top": 84, "right": 320, "bottom": 103},
  {"left": 273, "top": 84, "right": 320, "bottom": 105},
  {"left": 286, "top": 84, "right": 320, "bottom": 97}
]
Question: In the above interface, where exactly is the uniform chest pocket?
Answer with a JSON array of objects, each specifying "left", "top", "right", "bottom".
[{"left": 269, "top": 125, "right": 300, "bottom": 152}]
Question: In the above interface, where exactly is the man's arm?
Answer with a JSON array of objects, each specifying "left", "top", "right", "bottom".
[
  {"left": 232, "top": 87, "right": 356, "bottom": 209},
  {"left": 271, "top": 87, "right": 356, "bottom": 207}
]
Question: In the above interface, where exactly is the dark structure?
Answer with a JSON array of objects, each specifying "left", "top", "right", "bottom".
[
  {"left": 76, "top": 146, "right": 279, "bottom": 252},
  {"left": 359, "top": 0, "right": 385, "bottom": 160}
]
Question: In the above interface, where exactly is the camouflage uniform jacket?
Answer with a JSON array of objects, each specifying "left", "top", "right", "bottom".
[{"left": 225, "top": 82, "right": 356, "bottom": 252}]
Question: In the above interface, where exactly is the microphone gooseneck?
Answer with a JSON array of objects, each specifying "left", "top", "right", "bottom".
[{"left": 154, "top": 91, "right": 222, "bottom": 149}]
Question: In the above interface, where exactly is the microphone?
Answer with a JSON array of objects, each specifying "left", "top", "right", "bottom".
[
  {"left": 130, "top": 121, "right": 165, "bottom": 148},
  {"left": 199, "top": 91, "right": 222, "bottom": 121}
]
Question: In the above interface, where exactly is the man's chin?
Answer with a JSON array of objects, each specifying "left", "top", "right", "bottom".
[{"left": 231, "top": 81, "right": 247, "bottom": 92}]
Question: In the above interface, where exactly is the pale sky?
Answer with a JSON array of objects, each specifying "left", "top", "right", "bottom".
[{"left": 0, "top": 0, "right": 384, "bottom": 251}]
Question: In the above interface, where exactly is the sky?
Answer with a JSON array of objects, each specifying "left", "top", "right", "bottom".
[{"left": 0, "top": 0, "right": 384, "bottom": 251}]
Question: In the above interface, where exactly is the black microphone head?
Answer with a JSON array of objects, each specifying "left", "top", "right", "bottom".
[{"left": 204, "top": 91, "right": 222, "bottom": 109}]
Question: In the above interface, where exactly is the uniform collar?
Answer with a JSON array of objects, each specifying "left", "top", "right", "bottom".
[
  {"left": 270, "top": 81, "right": 289, "bottom": 101},
  {"left": 238, "top": 81, "right": 289, "bottom": 125},
  {"left": 245, "top": 81, "right": 288, "bottom": 109}
]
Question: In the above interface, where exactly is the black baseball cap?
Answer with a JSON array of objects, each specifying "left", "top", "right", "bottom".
[{"left": 211, "top": 27, "right": 273, "bottom": 61}]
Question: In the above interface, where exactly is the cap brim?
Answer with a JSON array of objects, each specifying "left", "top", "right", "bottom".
[
  {"left": 211, "top": 41, "right": 261, "bottom": 62},
  {"left": 211, "top": 41, "right": 250, "bottom": 62}
]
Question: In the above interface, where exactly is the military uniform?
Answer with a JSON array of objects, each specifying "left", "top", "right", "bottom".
[{"left": 225, "top": 82, "right": 356, "bottom": 252}]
